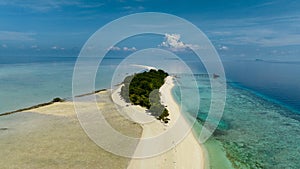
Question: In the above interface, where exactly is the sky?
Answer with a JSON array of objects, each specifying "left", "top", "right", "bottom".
[{"left": 0, "top": 0, "right": 299, "bottom": 60}]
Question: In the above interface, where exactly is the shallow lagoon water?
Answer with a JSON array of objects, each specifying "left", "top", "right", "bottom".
[
  {"left": 1, "top": 56, "right": 300, "bottom": 168},
  {"left": 173, "top": 74, "right": 300, "bottom": 169},
  {"left": 0, "top": 56, "right": 115, "bottom": 113}
]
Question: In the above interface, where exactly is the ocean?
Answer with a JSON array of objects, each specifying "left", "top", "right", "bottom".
[
  {"left": 0, "top": 56, "right": 115, "bottom": 113},
  {"left": 172, "top": 66, "right": 300, "bottom": 168},
  {"left": 0, "top": 55, "right": 300, "bottom": 168}
]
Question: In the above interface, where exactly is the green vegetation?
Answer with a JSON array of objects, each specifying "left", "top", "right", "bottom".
[
  {"left": 52, "top": 97, "right": 64, "bottom": 102},
  {"left": 120, "top": 69, "right": 170, "bottom": 123},
  {"left": 0, "top": 97, "right": 65, "bottom": 117}
]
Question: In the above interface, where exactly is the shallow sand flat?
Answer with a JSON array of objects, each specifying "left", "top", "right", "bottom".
[
  {"left": 0, "top": 91, "right": 142, "bottom": 169},
  {"left": 112, "top": 76, "right": 206, "bottom": 169}
]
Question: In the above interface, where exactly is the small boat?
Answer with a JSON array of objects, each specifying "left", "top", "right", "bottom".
[{"left": 213, "top": 73, "right": 220, "bottom": 79}]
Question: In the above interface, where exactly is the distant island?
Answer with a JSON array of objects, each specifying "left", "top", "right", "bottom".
[
  {"left": 255, "top": 58, "right": 264, "bottom": 62},
  {"left": 120, "top": 69, "right": 170, "bottom": 123}
]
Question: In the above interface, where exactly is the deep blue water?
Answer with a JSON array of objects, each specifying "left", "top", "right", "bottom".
[
  {"left": 173, "top": 74, "right": 300, "bottom": 169},
  {"left": 223, "top": 60, "right": 300, "bottom": 112},
  {"left": 1, "top": 55, "right": 300, "bottom": 168}
]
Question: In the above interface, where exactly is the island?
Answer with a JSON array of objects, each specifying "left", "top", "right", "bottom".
[
  {"left": 0, "top": 68, "right": 206, "bottom": 169},
  {"left": 120, "top": 69, "right": 170, "bottom": 123}
]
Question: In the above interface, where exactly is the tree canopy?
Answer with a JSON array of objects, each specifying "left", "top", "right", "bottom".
[{"left": 120, "top": 69, "right": 170, "bottom": 123}]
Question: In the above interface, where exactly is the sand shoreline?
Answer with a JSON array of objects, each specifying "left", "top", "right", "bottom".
[
  {"left": 0, "top": 89, "right": 108, "bottom": 117},
  {"left": 1, "top": 76, "right": 207, "bottom": 169},
  {"left": 0, "top": 90, "right": 142, "bottom": 169},
  {"left": 112, "top": 76, "right": 206, "bottom": 169}
]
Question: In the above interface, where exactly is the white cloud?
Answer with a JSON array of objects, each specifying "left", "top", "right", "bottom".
[
  {"left": 219, "top": 45, "right": 229, "bottom": 50},
  {"left": 0, "top": 31, "right": 35, "bottom": 41},
  {"left": 108, "top": 46, "right": 137, "bottom": 52},
  {"left": 2, "top": 44, "right": 7, "bottom": 48},
  {"left": 108, "top": 46, "right": 121, "bottom": 51},
  {"left": 160, "top": 33, "right": 199, "bottom": 52},
  {"left": 206, "top": 15, "right": 300, "bottom": 47},
  {"left": 51, "top": 46, "right": 65, "bottom": 50},
  {"left": 123, "top": 46, "right": 137, "bottom": 51},
  {"left": 78, "top": 3, "right": 104, "bottom": 8},
  {"left": 122, "top": 5, "right": 144, "bottom": 11},
  {"left": 250, "top": 1, "right": 278, "bottom": 8},
  {"left": 0, "top": 0, "right": 105, "bottom": 12},
  {"left": 31, "top": 45, "right": 38, "bottom": 48}
]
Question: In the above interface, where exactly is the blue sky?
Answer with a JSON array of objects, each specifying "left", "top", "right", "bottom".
[{"left": 0, "top": 0, "right": 299, "bottom": 60}]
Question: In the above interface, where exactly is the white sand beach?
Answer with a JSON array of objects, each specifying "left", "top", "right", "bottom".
[
  {"left": 0, "top": 91, "right": 142, "bottom": 169},
  {"left": 0, "top": 76, "right": 205, "bottom": 169},
  {"left": 112, "top": 76, "right": 205, "bottom": 169}
]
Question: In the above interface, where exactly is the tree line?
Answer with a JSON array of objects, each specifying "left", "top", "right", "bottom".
[{"left": 120, "top": 69, "right": 170, "bottom": 123}]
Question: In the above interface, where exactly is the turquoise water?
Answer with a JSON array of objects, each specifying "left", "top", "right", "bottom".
[
  {"left": 0, "top": 61, "right": 73, "bottom": 113},
  {"left": 172, "top": 74, "right": 300, "bottom": 169},
  {"left": 0, "top": 56, "right": 115, "bottom": 113},
  {"left": 1, "top": 56, "right": 300, "bottom": 168}
]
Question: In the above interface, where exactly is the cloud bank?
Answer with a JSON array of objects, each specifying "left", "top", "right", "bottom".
[
  {"left": 0, "top": 31, "right": 35, "bottom": 41},
  {"left": 108, "top": 46, "right": 137, "bottom": 52},
  {"left": 160, "top": 33, "right": 199, "bottom": 52}
]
